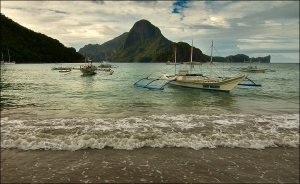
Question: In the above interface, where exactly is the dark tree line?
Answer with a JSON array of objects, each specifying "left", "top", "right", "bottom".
[{"left": 1, "top": 14, "right": 84, "bottom": 63}]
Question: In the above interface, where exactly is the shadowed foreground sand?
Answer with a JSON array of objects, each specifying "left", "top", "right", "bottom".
[{"left": 1, "top": 147, "right": 299, "bottom": 183}]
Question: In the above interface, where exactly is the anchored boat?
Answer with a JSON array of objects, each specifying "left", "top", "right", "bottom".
[
  {"left": 241, "top": 65, "right": 267, "bottom": 73},
  {"left": 1, "top": 47, "right": 16, "bottom": 65},
  {"left": 80, "top": 55, "right": 97, "bottom": 75},
  {"left": 134, "top": 40, "right": 247, "bottom": 92}
]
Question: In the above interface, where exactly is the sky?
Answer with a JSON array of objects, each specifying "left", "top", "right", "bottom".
[{"left": 1, "top": 0, "right": 299, "bottom": 63}]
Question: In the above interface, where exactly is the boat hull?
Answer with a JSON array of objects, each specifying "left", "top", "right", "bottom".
[
  {"left": 59, "top": 69, "right": 71, "bottom": 73},
  {"left": 80, "top": 70, "right": 96, "bottom": 75},
  {"left": 241, "top": 69, "right": 266, "bottom": 73},
  {"left": 241, "top": 65, "right": 266, "bottom": 73},
  {"left": 98, "top": 65, "right": 112, "bottom": 68},
  {"left": 80, "top": 65, "right": 97, "bottom": 75},
  {"left": 52, "top": 67, "right": 72, "bottom": 70},
  {"left": 168, "top": 75, "right": 246, "bottom": 92}
]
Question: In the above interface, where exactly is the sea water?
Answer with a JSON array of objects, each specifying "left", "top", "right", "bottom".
[{"left": 0, "top": 63, "right": 299, "bottom": 151}]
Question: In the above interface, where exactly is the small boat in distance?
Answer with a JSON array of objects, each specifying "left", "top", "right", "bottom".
[
  {"left": 97, "top": 53, "right": 118, "bottom": 68},
  {"left": 98, "top": 61, "right": 113, "bottom": 68},
  {"left": 51, "top": 62, "right": 72, "bottom": 71},
  {"left": 1, "top": 47, "right": 16, "bottom": 65},
  {"left": 241, "top": 65, "right": 267, "bottom": 73},
  {"left": 240, "top": 59, "right": 267, "bottom": 73},
  {"left": 80, "top": 55, "right": 97, "bottom": 75},
  {"left": 51, "top": 66, "right": 72, "bottom": 70},
  {"left": 58, "top": 68, "right": 72, "bottom": 73},
  {"left": 98, "top": 61, "right": 118, "bottom": 69}
]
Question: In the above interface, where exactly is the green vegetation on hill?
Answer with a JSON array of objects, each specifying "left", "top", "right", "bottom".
[
  {"left": 0, "top": 14, "right": 84, "bottom": 63},
  {"left": 79, "top": 20, "right": 205, "bottom": 63},
  {"left": 79, "top": 19, "right": 270, "bottom": 63}
]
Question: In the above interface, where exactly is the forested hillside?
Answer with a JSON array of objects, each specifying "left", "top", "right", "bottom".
[{"left": 0, "top": 14, "right": 84, "bottom": 63}]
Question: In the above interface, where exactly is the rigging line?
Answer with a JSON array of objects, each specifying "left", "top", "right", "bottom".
[
  {"left": 212, "top": 44, "right": 227, "bottom": 77},
  {"left": 211, "top": 62, "right": 226, "bottom": 78},
  {"left": 163, "top": 63, "right": 175, "bottom": 76},
  {"left": 153, "top": 63, "right": 172, "bottom": 77},
  {"left": 209, "top": 57, "right": 226, "bottom": 78},
  {"left": 196, "top": 62, "right": 203, "bottom": 74},
  {"left": 203, "top": 45, "right": 211, "bottom": 56},
  {"left": 213, "top": 46, "right": 222, "bottom": 57}
]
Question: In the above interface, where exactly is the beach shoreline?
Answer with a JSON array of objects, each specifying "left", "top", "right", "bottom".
[{"left": 1, "top": 147, "right": 299, "bottom": 183}]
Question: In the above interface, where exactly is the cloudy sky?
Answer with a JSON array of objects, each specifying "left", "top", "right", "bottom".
[{"left": 1, "top": 1, "right": 299, "bottom": 63}]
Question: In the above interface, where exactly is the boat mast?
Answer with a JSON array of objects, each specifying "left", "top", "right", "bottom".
[
  {"left": 210, "top": 40, "right": 213, "bottom": 62},
  {"left": 190, "top": 40, "right": 193, "bottom": 74},
  {"left": 210, "top": 40, "right": 213, "bottom": 78},
  {"left": 7, "top": 47, "right": 10, "bottom": 63},
  {"left": 174, "top": 46, "right": 177, "bottom": 75}
]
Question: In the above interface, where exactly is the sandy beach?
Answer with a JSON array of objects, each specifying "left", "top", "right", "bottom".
[{"left": 1, "top": 147, "right": 299, "bottom": 183}]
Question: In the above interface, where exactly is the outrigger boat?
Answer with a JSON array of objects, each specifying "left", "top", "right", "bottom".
[
  {"left": 98, "top": 61, "right": 118, "bottom": 69},
  {"left": 241, "top": 65, "right": 267, "bottom": 73},
  {"left": 58, "top": 68, "right": 72, "bottom": 73},
  {"left": 97, "top": 53, "right": 118, "bottom": 69},
  {"left": 52, "top": 66, "right": 72, "bottom": 70},
  {"left": 238, "top": 77, "right": 262, "bottom": 87},
  {"left": 134, "top": 75, "right": 174, "bottom": 90},
  {"left": 80, "top": 55, "right": 97, "bottom": 75},
  {"left": 239, "top": 59, "right": 267, "bottom": 73},
  {"left": 134, "top": 41, "right": 247, "bottom": 92}
]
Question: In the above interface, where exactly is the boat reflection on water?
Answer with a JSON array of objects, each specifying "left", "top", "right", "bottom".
[{"left": 166, "top": 85, "right": 238, "bottom": 113}]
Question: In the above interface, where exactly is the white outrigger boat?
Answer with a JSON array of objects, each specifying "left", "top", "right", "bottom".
[{"left": 134, "top": 41, "right": 247, "bottom": 92}]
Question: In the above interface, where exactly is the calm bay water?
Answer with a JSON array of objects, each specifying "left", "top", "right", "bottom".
[{"left": 0, "top": 63, "right": 299, "bottom": 150}]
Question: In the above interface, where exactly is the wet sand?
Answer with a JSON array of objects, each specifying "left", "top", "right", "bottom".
[{"left": 1, "top": 147, "right": 299, "bottom": 183}]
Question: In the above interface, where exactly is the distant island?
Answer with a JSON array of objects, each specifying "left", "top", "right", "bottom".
[
  {"left": 226, "top": 54, "right": 271, "bottom": 63},
  {"left": 1, "top": 14, "right": 270, "bottom": 63}
]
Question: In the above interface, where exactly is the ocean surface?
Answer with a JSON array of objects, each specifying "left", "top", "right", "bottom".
[{"left": 0, "top": 62, "right": 299, "bottom": 151}]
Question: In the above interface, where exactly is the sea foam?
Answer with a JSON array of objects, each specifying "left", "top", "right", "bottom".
[{"left": 1, "top": 113, "right": 299, "bottom": 151}]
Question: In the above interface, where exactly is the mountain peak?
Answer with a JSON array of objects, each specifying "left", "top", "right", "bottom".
[
  {"left": 123, "top": 19, "right": 162, "bottom": 48},
  {"left": 133, "top": 19, "right": 153, "bottom": 27}
]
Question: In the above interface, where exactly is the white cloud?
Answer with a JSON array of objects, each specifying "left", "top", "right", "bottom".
[{"left": 1, "top": 1, "right": 299, "bottom": 63}]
